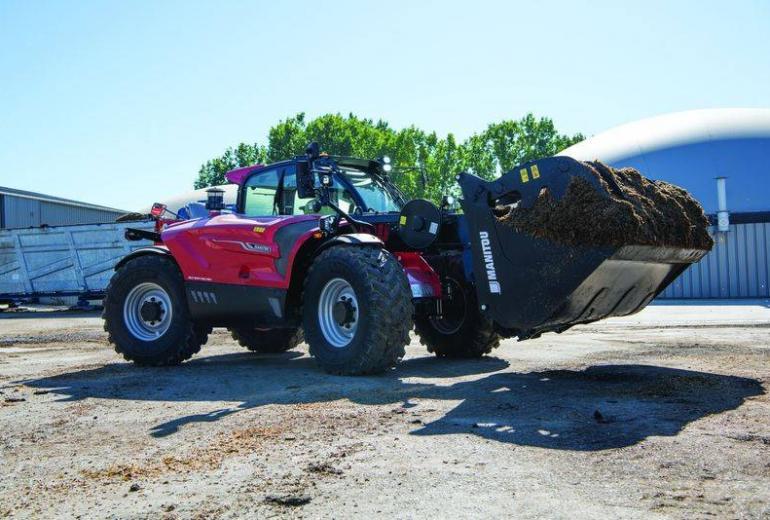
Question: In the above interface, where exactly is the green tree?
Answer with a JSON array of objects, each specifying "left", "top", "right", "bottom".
[
  {"left": 480, "top": 114, "right": 584, "bottom": 173},
  {"left": 194, "top": 142, "right": 267, "bottom": 189},
  {"left": 194, "top": 112, "right": 584, "bottom": 203},
  {"left": 267, "top": 113, "right": 308, "bottom": 162}
]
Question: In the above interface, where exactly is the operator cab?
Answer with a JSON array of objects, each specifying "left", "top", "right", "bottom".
[
  {"left": 229, "top": 144, "right": 460, "bottom": 253},
  {"left": 234, "top": 157, "right": 404, "bottom": 218}
]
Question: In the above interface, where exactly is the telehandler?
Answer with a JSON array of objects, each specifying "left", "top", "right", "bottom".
[{"left": 104, "top": 143, "right": 709, "bottom": 374}]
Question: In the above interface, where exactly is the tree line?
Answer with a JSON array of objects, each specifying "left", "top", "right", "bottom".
[{"left": 194, "top": 112, "right": 584, "bottom": 201}]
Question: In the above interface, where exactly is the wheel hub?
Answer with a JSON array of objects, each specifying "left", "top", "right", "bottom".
[
  {"left": 140, "top": 300, "right": 163, "bottom": 323},
  {"left": 332, "top": 297, "right": 357, "bottom": 327},
  {"left": 123, "top": 282, "right": 173, "bottom": 341},
  {"left": 318, "top": 278, "right": 359, "bottom": 348}
]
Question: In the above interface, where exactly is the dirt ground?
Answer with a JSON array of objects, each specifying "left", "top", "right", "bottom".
[{"left": 1, "top": 302, "right": 769, "bottom": 519}]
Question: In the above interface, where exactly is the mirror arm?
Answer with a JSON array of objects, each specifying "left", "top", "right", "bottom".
[{"left": 320, "top": 190, "right": 370, "bottom": 233}]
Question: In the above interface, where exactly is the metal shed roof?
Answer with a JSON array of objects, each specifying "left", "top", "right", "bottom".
[{"left": 0, "top": 186, "right": 128, "bottom": 214}]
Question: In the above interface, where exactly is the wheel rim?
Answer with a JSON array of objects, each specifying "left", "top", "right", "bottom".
[
  {"left": 318, "top": 278, "right": 359, "bottom": 348},
  {"left": 430, "top": 277, "right": 467, "bottom": 335},
  {"left": 122, "top": 282, "right": 173, "bottom": 341}
]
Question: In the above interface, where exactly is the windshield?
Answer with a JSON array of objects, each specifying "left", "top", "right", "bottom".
[{"left": 339, "top": 167, "right": 402, "bottom": 213}]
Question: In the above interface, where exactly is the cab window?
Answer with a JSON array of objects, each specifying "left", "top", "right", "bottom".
[
  {"left": 242, "top": 167, "right": 281, "bottom": 215},
  {"left": 242, "top": 163, "right": 357, "bottom": 216},
  {"left": 283, "top": 169, "right": 356, "bottom": 215}
]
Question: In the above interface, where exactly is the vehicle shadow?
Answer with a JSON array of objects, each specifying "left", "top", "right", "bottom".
[{"left": 20, "top": 353, "right": 763, "bottom": 451}]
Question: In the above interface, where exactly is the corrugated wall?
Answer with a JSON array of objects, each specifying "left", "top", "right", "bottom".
[
  {"left": 2, "top": 196, "right": 123, "bottom": 229},
  {"left": 660, "top": 222, "right": 770, "bottom": 299},
  {"left": 38, "top": 200, "right": 121, "bottom": 226},
  {"left": 3, "top": 195, "right": 40, "bottom": 228}
]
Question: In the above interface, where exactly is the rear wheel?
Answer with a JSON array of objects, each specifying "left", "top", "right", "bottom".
[
  {"left": 414, "top": 256, "right": 501, "bottom": 358},
  {"left": 103, "top": 255, "right": 208, "bottom": 366},
  {"left": 229, "top": 327, "right": 303, "bottom": 353},
  {"left": 302, "top": 246, "right": 412, "bottom": 375}
]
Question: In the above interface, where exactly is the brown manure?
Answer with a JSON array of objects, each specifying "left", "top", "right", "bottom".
[{"left": 496, "top": 161, "right": 714, "bottom": 249}]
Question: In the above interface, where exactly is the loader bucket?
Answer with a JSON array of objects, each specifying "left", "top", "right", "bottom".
[{"left": 458, "top": 156, "right": 709, "bottom": 339}]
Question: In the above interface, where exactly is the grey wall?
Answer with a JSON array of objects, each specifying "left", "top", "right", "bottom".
[
  {"left": 1, "top": 195, "right": 124, "bottom": 229},
  {"left": 660, "top": 222, "right": 770, "bottom": 299}
]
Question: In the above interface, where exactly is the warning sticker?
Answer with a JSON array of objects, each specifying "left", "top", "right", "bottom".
[{"left": 429, "top": 222, "right": 438, "bottom": 234}]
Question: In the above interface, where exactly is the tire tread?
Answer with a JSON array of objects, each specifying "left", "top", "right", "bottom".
[
  {"left": 103, "top": 255, "right": 208, "bottom": 366},
  {"left": 302, "top": 246, "right": 412, "bottom": 375}
]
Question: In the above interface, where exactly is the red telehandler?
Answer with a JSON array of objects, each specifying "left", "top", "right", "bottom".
[{"left": 104, "top": 143, "right": 709, "bottom": 374}]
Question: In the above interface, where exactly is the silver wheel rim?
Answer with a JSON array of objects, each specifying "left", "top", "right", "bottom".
[
  {"left": 318, "top": 278, "right": 359, "bottom": 348},
  {"left": 123, "top": 282, "right": 173, "bottom": 341}
]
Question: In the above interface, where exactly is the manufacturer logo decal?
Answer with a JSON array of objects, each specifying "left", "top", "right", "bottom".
[
  {"left": 212, "top": 239, "right": 271, "bottom": 254},
  {"left": 479, "top": 231, "right": 501, "bottom": 294}
]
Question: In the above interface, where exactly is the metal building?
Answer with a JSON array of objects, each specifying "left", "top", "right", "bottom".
[
  {"left": 561, "top": 108, "right": 770, "bottom": 299},
  {"left": 0, "top": 186, "right": 127, "bottom": 229}
]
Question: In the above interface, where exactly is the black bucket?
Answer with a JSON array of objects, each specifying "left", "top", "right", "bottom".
[{"left": 458, "top": 156, "right": 708, "bottom": 339}]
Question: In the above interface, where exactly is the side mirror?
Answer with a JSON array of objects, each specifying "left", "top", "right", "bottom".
[
  {"left": 306, "top": 141, "right": 320, "bottom": 160},
  {"left": 296, "top": 160, "right": 315, "bottom": 199}
]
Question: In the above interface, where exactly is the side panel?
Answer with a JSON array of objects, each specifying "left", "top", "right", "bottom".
[
  {"left": 185, "top": 281, "right": 292, "bottom": 327},
  {"left": 162, "top": 214, "right": 320, "bottom": 290}
]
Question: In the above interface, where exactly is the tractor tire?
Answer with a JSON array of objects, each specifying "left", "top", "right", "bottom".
[
  {"left": 229, "top": 327, "right": 304, "bottom": 353},
  {"left": 302, "top": 246, "right": 412, "bottom": 375},
  {"left": 414, "top": 256, "right": 501, "bottom": 358},
  {"left": 103, "top": 255, "right": 208, "bottom": 366}
]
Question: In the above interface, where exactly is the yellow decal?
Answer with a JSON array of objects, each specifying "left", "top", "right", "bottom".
[
  {"left": 519, "top": 168, "right": 530, "bottom": 183},
  {"left": 399, "top": 215, "right": 407, "bottom": 225},
  {"left": 253, "top": 226, "right": 266, "bottom": 233},
  {"left": 531, "top": 164, "right": 540, "bottom": 179}
]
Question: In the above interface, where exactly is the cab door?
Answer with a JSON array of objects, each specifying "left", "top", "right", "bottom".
[{"left": 241, "top": 165, "right": 283, "bottom": 216}]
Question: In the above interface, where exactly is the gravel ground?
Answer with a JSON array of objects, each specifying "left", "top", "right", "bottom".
[{"left": 1, "top": 302, "right": 769, "bottom": 519}]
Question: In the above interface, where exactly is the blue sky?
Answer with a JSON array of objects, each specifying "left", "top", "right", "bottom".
[{"left": 1, "top": 0, "right": 768, "bottom": 210}]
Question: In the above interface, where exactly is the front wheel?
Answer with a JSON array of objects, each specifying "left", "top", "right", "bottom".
[
  {"left": 302, "top": 246, "right": 413, "bottom": 375},
  {"left": 103, "top": 255, "right": 207, "bottom": 366},
  {"left": 414, "top": 256, "right": 500, "bottom": 358}
]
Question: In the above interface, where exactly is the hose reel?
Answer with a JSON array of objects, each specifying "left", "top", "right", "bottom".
[{"left": 397, "top": 199, "right": 442, "bottom": 249}]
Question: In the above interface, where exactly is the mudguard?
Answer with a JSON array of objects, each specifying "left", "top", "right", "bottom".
[
  {"left": 114, "top": 246, "right": 172, "bottom": 271},
  {"left": 317, "top": 233, "right": 384, "bottom": 251}
]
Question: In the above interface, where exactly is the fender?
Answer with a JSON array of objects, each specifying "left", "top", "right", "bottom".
[
  {"left": 282, "top": 230, "right": 384, "bottom": 282},
  {"left": 317, "top": 232, "right": 384, "bottom": 253},
  {"left": 283, "top": 231, "right": 386, "bottom": 313},
  {"left": 114, "top": 246, "right": 172, "bottom": 271}
]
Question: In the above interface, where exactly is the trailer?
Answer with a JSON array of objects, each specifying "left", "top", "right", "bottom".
[{"left": 0, "top": 220, "right": 154, "bottom": 308}]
